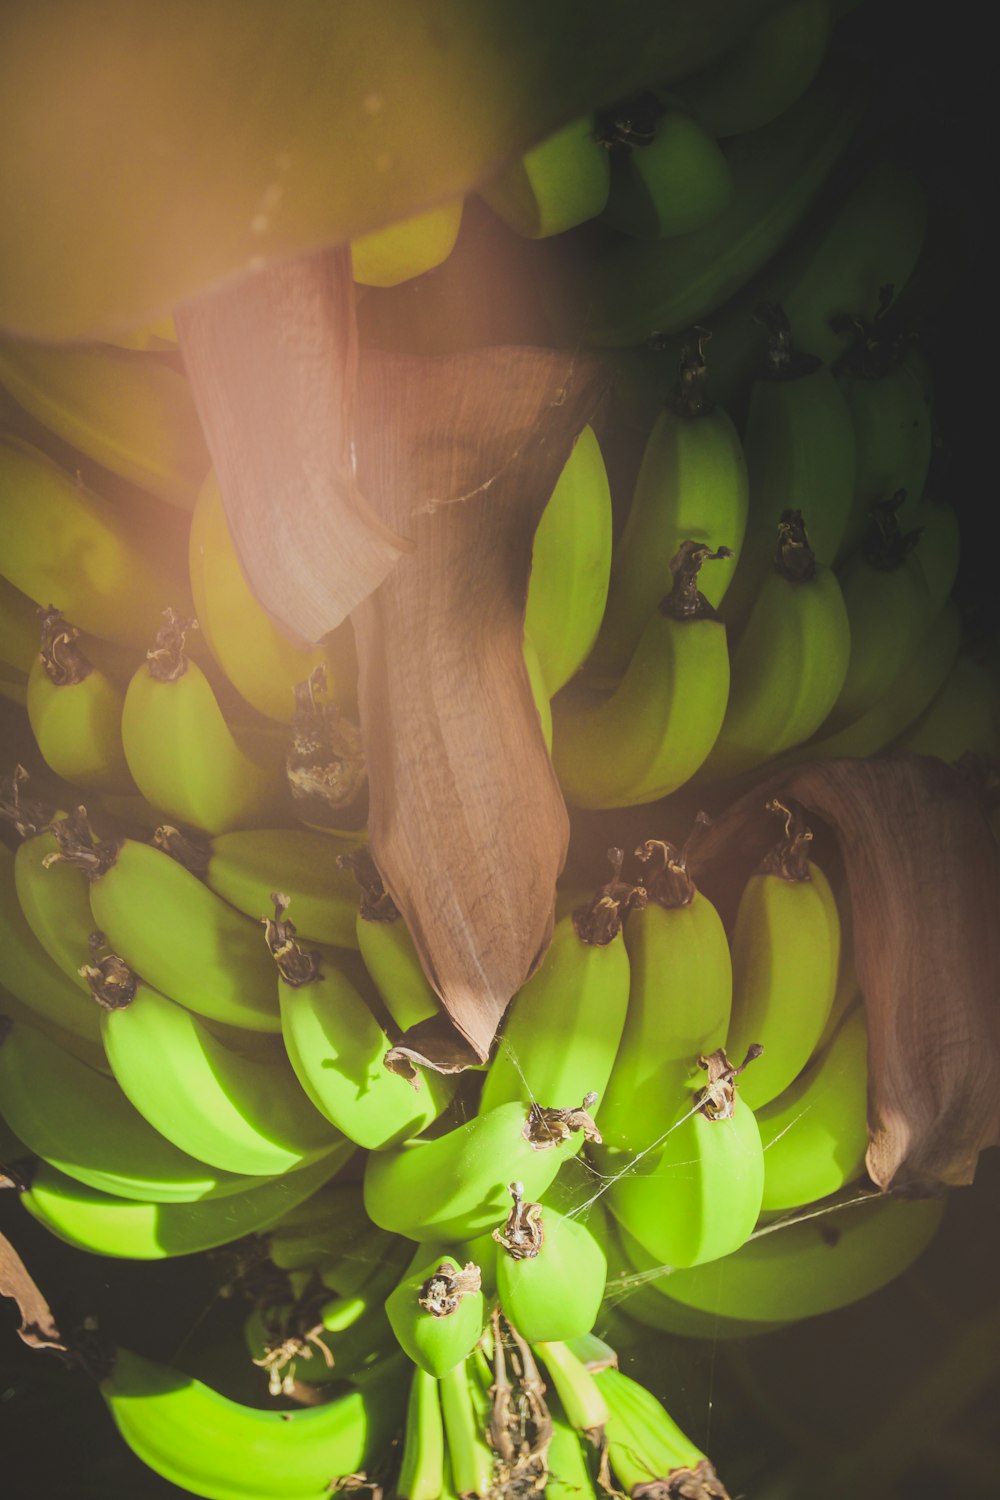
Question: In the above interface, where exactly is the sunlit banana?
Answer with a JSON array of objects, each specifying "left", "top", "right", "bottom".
[
  {"left": 101, "top": 1342, "right": 405, "bottom": 1499},
  {"left": 598, "top": 94, "right": 733, "bottom": 238},
  {"left": 264, "top": 899, "right": 454, "bottom": 1149},
  {"left": 439, "top": 1357, "right": 496, "bottom": 1500},
  {"left": 0, "top": 336, "right": 209, "bottom": 509},
  {"left": 385, "top": 1242, "right": 488, "bottom": 1377},
  {"left": 698, "top": 510, "right": 851, "bottom": 781},
  {"left": 350, "top": 849, "right": 444, "bottom": 1032},
  {"left": 0, "top": 434, "right": 192, "bottom": 646},
  {"left": 597, "top": 833, "right": 732, "bottom": 1152},
  {"left": 479, "top": 115, "right": 610, "bottom": 237},
  {"left": 551, "top": 541, "right": 732, "bottom": 809},
  {"left": 189, "top": 469, "right": 357, "bottom": 723},
  {"left": 523, "top": 424, "right": 614, "bottom": 697},
  {"left": 756, "top": 1005, "right": 870, "bottom": 1211},
  {"left": 594, "top": 1364, "right": 732, "bottom": 1498},
  {"left": 724, "top": 800, "right": 841, "bottom": 1109},
  {"left": 672, "top": 0, "right": 832, "bottom": 137},
  {"left": 530, "top": 1339, "right": 608, "bottom": 1440},
  {"left": 478, "top": 852, "right": 638, "bottom": 1118},
  {"left": 588, "top": 336, "right": 748, "bottom": 680},
  {"left": 20, "top": 1147, "right": 349, "bottom": 1260},
  {"left": 494, "top": 1183, "right": 607, "bottom": 1344},
  {"left": 396, "top": 1363, "right": 447, "bottom": 1500},
  {"left": 351, "top": 197, "right": 464, "bottom": 287},
  {"left": 47, "top": 813, "right": 282, "bottom": 1030},
  {"left": 893, "top": 649, "right": 1000, "bottom": 762},
  {"left": 25, "top": 606, "right": 133, "bottom": 792}
]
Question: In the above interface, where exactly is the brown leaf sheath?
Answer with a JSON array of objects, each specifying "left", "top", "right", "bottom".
[
  {"left": 687, "top": 754, "right": 1000, "bottom": 1192},
  {"left": 351, "top": 346, "right": 611, "bottom": 1066}
]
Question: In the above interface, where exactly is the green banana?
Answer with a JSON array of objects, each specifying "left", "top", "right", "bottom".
[
  {"left": 0, "top": 983, "right": 108, "bottom": 1077},
  {"left": 12, "top": 808, "right": 112, "bottom": 994},
  {"left": 397, "top": 1364, "right": 447, "bottom": 1500},
  {"left": 364, "top": 1099, "right": 589, "bottom": 1242},
  {"left": 598, "top": 94, "right": 733, "bottom": 238},
  {"left": 724, "top": 800, "right": 841, "bottom": 1109},
  {"left": 544, "top": 1403, "right": 600, "bottom": 1500},
  {"left": 0, "top": 336, "right": 209, "bottom": 509},
  {"left": 588, "top": 335, "right": 748, "bottom": 680},
  {"left": 551, "top": 540, "right": 732, "bottom": 808},
  {"left": 26, "top": 606, "right": 133, "bottom": 792},
  {"left": 540, "top": 60, "right": 862, "bottom": 346},
  {"left": 0, "top": 1015, "right": 259, "bottom": 1202},
  {"left": 0, "top": 435, "right": 193, "bottom": 648},
  {"left": 530, "top": 1339, "right": 608, "bottom": 1439},
  {"left": 479, "top": 115, "right": 610, "bottom": 238},
  {"left": 908, "top": 492, "right": 961, "bottom": 616},
  {"left": 0, "top": 573, "right": 44, "bottom": 675},
  {"left": 351, "top": 197, "right": 464, "bottom": 286},
  {"left": 892, "top": 649, "right": 1000, "bottom": 763},
  {"left": 494, "top": 1184, "right": 607, "bottom": 1343},
  {"left": 594, "top": 1364, "right": 732, "bottom": 1498},
  {"left": 439, "top": 1357, "right": 496, "bottom": 1500},
  {"left": 757, "top": 1005, "right": 869, "bottom": 1211},
  {"left": 189, "top": 469, "right": 357, "bottom": 723},
  {"left": 478, "top": 852, "right": 638, "bottom": 1119},
  {"left": 21, "top": 1147, "right": 350, "bottom": 1260},
  {"left": 698, "top": 509, "right": 851, "bottom": 781},
  {"left": 672, "top": 0, "right": 832, "bottom": 137},
  {"left": 599, "top": 1057, "right": 765, "bottom": 1269},
  {"left": 101, "top": 1343, "right": 404, "bottom": 1500},
  {"left": 597, "top": 833, "right": 732, "bottom": 1152},
  {"left": 351, "top": 851, "right": 444, "bottom": 1032},
  {"left": 645, "top": 1190, "right": 946, "bottom": 1326},
  {"left": 522, "top": 633, "right": 554, "bottom": 753},
  {"left": 47, "top": 814, "right": 283, "bottom": 1031},
  {"left": 121, "top": 608, "right": 290, "bottom": 834},
  {"left": 97, "top": 958, "right": 339, "bottom": 1176},
  {"left": 523, "top": 424, "right": 614, "bottom": 697},
  {"left": 385, "top": 1243, "right": 488, "bottom": 1377},
  {"left": 264, "top": 900, "right": 454, "bottom": 1149}
]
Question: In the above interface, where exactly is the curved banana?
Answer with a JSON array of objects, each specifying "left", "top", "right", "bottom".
[
  {"left": 0, "top": 336, "right": 209, "bottom": 509},
  {"left": 757, "top": 1005, "right": 869, "bottom": 1211},
  {"left": 598, "top": 96, "right": 733, "bottom": 238},
  {"left": 892, "top": 649, "right": 1000, "bottom": 762},
  {"left": 264, "top": 901, "right": 454, "bottom": 1149},
  {"left": 96, "top": 959, "right": 339, "bottom": 1176},
  {"left": 597, "top": 835, "right": 732, "bottom": 1152},
  {"left": 724, "top": 800, "right": 841, "bottom": 1110},
  {"left": 101, "top": 1343, "right": 404, "bottom": 1500},
  {"left": 648, "top": 1190, "right": 946, "bottom": 1326},
  {"left": 0, "top": 434, "right": 192, "bottom": 647},
  {"left": 540, "top": 63, "right": 862, "bottom": 345},
  {"left": 364, "top": 1099, "right": 589, "bottom": 1243},
  {"left": 478, "top": 852, "right": 638, "bottom": 1119},
  {"left": 396, "top": 1363, "right": 446, "bottom": 1500},
  {"left": 589, "top": 336, "right": 748, "bottom": 680},
  {"left": 0, "top": 1015, "right": 256, "bottom": 1203},
  {"left": 698, "top": 510, "right": 851, "bottom": 781},
  {"left": 551, "top": 541, "right": 732, "bottom": 809},
  {"left": 26, "top": 607, "right": 133, "bottom": 792},
  {"left": 494, "top": 1184, "right": 607, "bottom": 1344},
  {"left": 20, "top": 1146, "right": 350, "bottom": 1260},
  {"left": 355, "top": 905, "right": 444, "bottom": 1034},
  {"left": 385, "top": 1242, "right": 488, "bottom": 1377},
  {"left": 479, "top": 115, "right": 610, "bottom": 238},
  {"left": 523, "top": 424, "right": 614, "bottom": 697},
  {"left": 351, "top": 198, "right": 464, "bottom": 287},
  {"left": 595, "top": 1365, "right": 732, "bottom": 1498},
  {"left": 47, "top": 814, "right": 283, "bottom": 1031},
  {"left": 121, "top": 608, "right": 290, "bottom": 834},
  {"left": 189, "top": 469, "right": 357, "bottom": 723},
  {"left": 672, "top": 0, "right": 832, "bottom": 137}
]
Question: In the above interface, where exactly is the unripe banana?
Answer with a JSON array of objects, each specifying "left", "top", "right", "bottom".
[
  {"left": 385, "top": 1243, "right": 488, "bottom": 1377},
  {"left": 479, "top": 115, "right": 610, "bottom": 238},
  {"left": 478, "top": 852, "right": 639, "bottom": 1119},
  {"left": 699, "top": 510, "right": 851, "bottom": 780},
  {"left": 355, "top": 902, "right": 443, "bottom": 1033},
  {"left": 544, "top": 1404, "right": 601, "bottom": 1500},
  {"left": 530, "top": 1339, "right": 608, "bottom": 1439},
  {"left": 0, "top": 337, "right": 209, "bottom": 509},
  {"left": 46, "top": 814, "right": 282, "bottom": 1030},
  {"left": 494, "top": 1183, "right": 607, "bottom": 1344},
  {"left": 0, "top": 434, "right": 192, "bottom": 646},
  {"left": 597, "top": 832, "right": 732, "bottom": 1153},
  {"left": 351, "top": 198, "right": 464, "bottom": 287},
  {"left": 364, "top": 1099, "right": 591, "bottom": 1242},
  {"left": 724, "top": 800, "right": 841, "bottom": 1109},
  {"left": 523, "top": 425, "right": 614, "bottom": 697},
  {"left": 598, "top": 95, "right": 733, "bottom": 238},
  {"left": 96, "top": 959, "right": 339, "bottom": 1177},
  {"left": 396, "top": 1363, "right": 447, "bottom": 1500},
  {"left": 589, "top": 337, "right": 748, "bottom": 680},
  {"left": 551, "top": 541, "right": 732, "bottom": 809},
  {"left": 21, "top": 1146, "right": 350, "bottom": 1260},
  {"left": 757, "top": 1006, "right": 870, "bottom": 1211},
  {"left": 594, "top": 1365, "right": 732, "bottom": 1498},
  {"left": 892, "top": 650, "right": 1000, "bottom": 763},
  {"left": 908, "top": 493, "right": 961, "bottom": 617},
  {"left": 0, "top": 573, "right": 44, "bottom": 676},
  {"left": 26, "top": 607, "right": 133, "bottom": 792},
  {"left": 121, "top": 608, "right": 290, "bottom": 834},
  {"left": 439, "top": 1357, "right": 496, "bottom": 1500}
]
